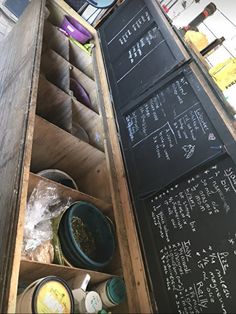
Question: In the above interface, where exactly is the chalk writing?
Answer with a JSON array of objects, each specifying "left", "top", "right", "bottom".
[
  {"left": 148, "top": 158, "right": 236, "bottom": 240},
  {"left": 118, "top": 10, "right": 152, "bottom": 46}
]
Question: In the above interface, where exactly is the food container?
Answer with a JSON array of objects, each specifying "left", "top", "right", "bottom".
[
  {"left": 37, "top": 169, "right": 78, "bottom": 190},
  {"left": 58, "top": 201, "right": 115, "bottom": 270},
  {"left": 94, "top": 277, "right": 126, "bottom": 308},
  {"left": 16, "top": 276, "right": 74, "bottom": 313},
  {"left": 61, "top": 15, "right": 92, "bottom": 44},
  {"left": 74, "top": 290, "right": 103, "bottom": 314}
]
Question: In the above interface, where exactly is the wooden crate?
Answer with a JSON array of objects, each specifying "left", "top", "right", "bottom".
[{"left": 0, "top": 0, "right": 153, "bottom": 313}]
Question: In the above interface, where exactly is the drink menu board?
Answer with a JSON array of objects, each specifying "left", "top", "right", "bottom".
[
  {"left": 140, "top": 156, "right": 236, "bottom": 313},
  {"left": 99, "top": 0, "right": 188, "bottom": 109}
]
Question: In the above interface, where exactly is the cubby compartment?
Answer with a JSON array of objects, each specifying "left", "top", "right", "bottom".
[
  {"left": 28, "top": 172, "right": 112, "bottom": 214},
  {"left": 37, "top": 75, "right": 72, "bottom": 132},
  {"left": 25, "top": 173, "right": 123, "bottom": 272},
  {"left": 20, "top": 260, "right": 114, "bottom": 287},
  {"left": 45, "top": 0, "right": 95, "bottom": 80},
  {"left": 69, "top": 41, "right": 94, "bottom": 80},
  {"left": 46, "top": 0, "right": 68, "bottom": 28},
  {"left": 19, "top": 260, "right": 128, "bottom": 313},
  {"left": 43, "top": 20, "right": 69, "bottom": 60},
  {"left": 41, "top": 48, "right": 70, "bottom": 93},
  {"left": 70, "top": 66, "right": 98, "bottom": 113},
  {"left": 72, "top": 99, "right": 104, "bottom": 151},
  {"left": 37, "top": 68, "right": 103, "bottom": 149},
  {"left": 30, "top": 116, "right": 110, "bottom": 202}
]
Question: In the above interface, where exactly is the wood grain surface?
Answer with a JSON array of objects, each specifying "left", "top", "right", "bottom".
[
  {"left": 43, "top": 20, "right": 69, "bottom": 60},
  {"left": 37, "top": 75, "right": 72, "bottom": 132},
  {"left": 0, "top": 0, "right": 45, "bottom": 312}
]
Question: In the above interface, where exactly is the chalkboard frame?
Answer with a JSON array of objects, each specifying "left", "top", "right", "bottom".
[
  {"left": 117, "top": 63, "right": 236, "bottom": 198},
  {"left": 98, "top": 0, "right": 190, "bottom": 109}
]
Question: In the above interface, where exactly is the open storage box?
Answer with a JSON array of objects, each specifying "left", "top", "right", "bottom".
[{"left": 0, "top": 0, "right": 154, "bottom": 313}]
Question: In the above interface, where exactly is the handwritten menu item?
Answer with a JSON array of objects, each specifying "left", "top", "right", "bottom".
[
  {"left": 99, "top": 0, "right": 188, "bottom": 108},
  {"left": 121, "top": 70, "right": 224, "bottom": 195},
  {"left": 147, "top": 156, "right": 236, "bottom": 243},
  {"left": 141, "top": 156, "right": 236, "bottom": 313}
]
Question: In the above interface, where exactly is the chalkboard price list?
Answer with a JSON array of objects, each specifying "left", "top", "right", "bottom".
[
  {"left": 160, "top": 240, "right": 234, "bottom": 313},
  {"left": 145, "top": 156, "right": 236, "bottom": 313},
  {"left": 149, "top": 157, "right": 236, "bottom": 242},
  {"left": 123, "top": 72, "right": 225, "bottom": 195}
]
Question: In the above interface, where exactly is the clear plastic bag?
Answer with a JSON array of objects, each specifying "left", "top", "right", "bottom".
[{"left": 22, "top": 180, "right": 71, "bottom": 259}]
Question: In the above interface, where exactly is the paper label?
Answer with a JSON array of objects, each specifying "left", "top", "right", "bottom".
[{"left": 36, "top": 281, "right": 71, "bottom": 313}]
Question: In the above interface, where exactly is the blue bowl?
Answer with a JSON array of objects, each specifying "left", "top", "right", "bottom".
[{"left": 58, "top": 202, "right": 115, "bottom": 270}]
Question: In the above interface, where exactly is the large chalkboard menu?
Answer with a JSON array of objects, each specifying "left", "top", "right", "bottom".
[
  {"left": 119, "top": 65, "right": 233, "bottom": 196},
  {"left": 138, "top": 155, "right": 236, "bottom": 313},
  {"left": 99, "top": 0, "right": 188, "bottom": 109},
  {"left": 99, "top": 1, "right": 236, "bottom": 312}
]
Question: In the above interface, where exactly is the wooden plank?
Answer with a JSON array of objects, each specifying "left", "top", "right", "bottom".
[
  {"left": 150, "top": 0, "right": 190, "bottom": 61},
  {"left": 41, "top": 48, "right": 70, "bottom": 93},
  {"left": 72, "top": 99, "right": 104, "bottom": 151},
  {"left": 29, "top": 172, "right": 112, "bottom": 215},
  {"left": 189, "top": 62, "right": 236, "bottom": 141},
  {"left": 37, "top": 75, "right": 72, "bottom": 132},
  {"left": 0, "top": 0, "right": 45, "bottom": 312},
  {"left": 79, "top": 159, "right": 112, "bottom": 204},
  {"left": 20, "top": 260, "right": 113, "bottom": 285},
  {"left": 93, "top": 42, "right": 153, "bottom": 313},
  {"left": 31, "top": 115, "right": 110, "bottom": 201},
  {"left": 43, "top": 20, "right": 69, "bottom": 60}
]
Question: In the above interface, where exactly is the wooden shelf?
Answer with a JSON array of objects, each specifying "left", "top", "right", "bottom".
[
  {"left": 27, "top": 172, "right": 121, "bottom": 275},
  {"left": 20, "top": 260, "right": 113, "bottom": 285},
  {"left": 19, "top": 261, "right": 126, "bottom": 313},
  {"left": 31, "top": 115, "right": 110, "bottom": 202},
  {"left": 29, "top": 172, "right": 112, "bottom": 215}
]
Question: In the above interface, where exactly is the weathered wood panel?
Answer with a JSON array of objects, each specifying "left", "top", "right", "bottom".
[{"left": 0, "top": 0, "right": 45, "bottom": 311}]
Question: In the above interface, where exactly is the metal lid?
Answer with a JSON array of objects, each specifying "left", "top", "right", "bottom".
[
  {"left": 84, "top": 291, "right": 103, "bottom": 313},
  {"left": 32, "top": 276, "right": 74, "bottom": 314},
  {"left": 106, "top": 278, "right": 126, "bottom": 305}
]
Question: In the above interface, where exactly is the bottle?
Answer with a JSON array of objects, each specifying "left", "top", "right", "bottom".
[{"left": 69, "top": 274, "right": 103, "bottom": 313}]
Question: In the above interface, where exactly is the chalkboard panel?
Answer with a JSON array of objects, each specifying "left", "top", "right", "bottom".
[
  {"left": 137, "top": 155, "right": 236, "bottom": 313},
  {"left": 99, "top": 0, "right": 188, "bottom": 109},
  {"left": 119, "top": 66, "right": 228, "bottom": 196}
]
